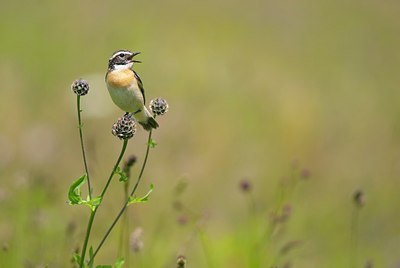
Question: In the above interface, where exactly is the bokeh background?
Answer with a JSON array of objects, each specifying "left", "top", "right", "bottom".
[{"left": 1, "top": 0, "right": 400, "bottom": 267}]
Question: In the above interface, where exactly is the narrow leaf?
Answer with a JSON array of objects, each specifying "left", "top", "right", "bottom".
[
  {"left": 114, "top": 257, "right": 125, "bottom": 268},
  {"left": 88, "top": 247, "right": 95, "bottom": 268},
  {"left": 68, "top": 174, "right": 87, "bottom": 205},
  {"left": 128, "top": 184, "right": 154, "bottom": 205}
]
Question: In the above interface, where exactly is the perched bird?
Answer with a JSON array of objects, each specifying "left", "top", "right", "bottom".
[{"left": 105, "top": 50, "right": 158, "bottom": 131}]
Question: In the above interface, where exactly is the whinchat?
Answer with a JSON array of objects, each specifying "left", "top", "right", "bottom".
[{"left": 105, "top": 50, "right": 158, "bottom": 131}]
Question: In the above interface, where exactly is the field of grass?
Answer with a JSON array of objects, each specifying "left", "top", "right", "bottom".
[{"left": 1, "top": 0, "right": 400, "bottom": 267}]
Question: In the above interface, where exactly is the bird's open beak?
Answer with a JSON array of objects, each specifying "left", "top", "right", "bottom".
[{"left": 129, "top": 52, "right": 141, "bottom": 63}]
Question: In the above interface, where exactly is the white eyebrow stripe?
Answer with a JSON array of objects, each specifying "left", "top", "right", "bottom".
[{"left": 111, "top": 50, "right": 132, "bottom": 59}]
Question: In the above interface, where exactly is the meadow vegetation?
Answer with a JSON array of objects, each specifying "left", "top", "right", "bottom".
[{"left": 0, "top": 0, "right": 400, "bottom": 267}]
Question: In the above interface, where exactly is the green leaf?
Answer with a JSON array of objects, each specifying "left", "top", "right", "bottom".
[
  {"left": 88, "top": 247, "right": 95, "bottom": 268},
  {"left": 68, "top": 174, "right": 87, "bottom": 205},
  {"left": 148, "top": 138, "right": 157, "bottom": 148},
  {"left": 87, "top": 196, "right": 102, "bottom": 207},
  {"left": 89, "top": 246, "right": 93, "bottom": 257},
  {"left": 68, "top": 174, "right": 102, "bottom": 211},
  {"left": 128, "top": 184, "right": 154, "bottom": 205},
  {"left": 114, "top": 257, "right": 125, "bottom": 268},
  {"left": 94, "top": 257, "right": 124, "bottom": 268},
  {"left": 73, "top": 253, "right": 81, "bottom": 265},
  {"left": 80, "top": 195, "right": 102, "bottom": 211},
  {"left": 115, "top": 167, "right": 129, "bottom": 182}
]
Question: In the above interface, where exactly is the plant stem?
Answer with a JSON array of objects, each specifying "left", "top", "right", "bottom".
[
  {"left": 350, "top": 206, "right": 359, "bottom": 268},
  {"left": 89, "top": 130, "right": 153, "bottom": 263},
  {"left": 79, "top": 210, "right": 96, "bottom": 268},
  {"left": 79, "top": 139, "right": 129, "bottom": 268},
  {"left": 118, "top": 180, "right": 130, "bottom": 263},
  {"left": 197, "top": 228, "right": 215, "bottom": 268},
  {"left": 77, "top": 95, "right": 92, "bottom": 199}
]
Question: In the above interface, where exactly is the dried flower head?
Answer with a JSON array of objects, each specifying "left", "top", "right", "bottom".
[
  {"left": 149, "top": 98, "right": 169, "bottom": 116},
  {"left": 239, "top": 179, "right": 252, "bottom": 193},
  {"left": 364, "top": 260, "right": 373, "bottom": 268},
  {"left": 112, "top": 113, "right": 136, "bottom": 140},
  {"left": 124, "top": 155, "right": 137, "bottom": 168},
  {"left": 130, "top": 227, "right": 144, "bottom": 253},
  {"left": 122, "top": 154, "right": 137, "bottom": 177},
  {"left": 300, "top": 168, "right": 311, "bottom": 179},
  {"left": 177, "top": 215, "right": 188, "bottom": 226},
  {"left": 177, "top": 255, "right": 186, "bottom": 268},
  {"left": 71, "top": 79, "right": 89, "bottom": 96},
  {"left": 2, "top": 242, "right": 9, "bottom": 252},
  {"left": 353, "top": 189, "right": 365, "bottom": 207},
  {"left": 271, "top": 204, "right": 292, "bottom": 224}
]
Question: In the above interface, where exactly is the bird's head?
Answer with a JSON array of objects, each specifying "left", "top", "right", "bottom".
[{"left": 108, "top": 50, "right": 141, "bottom": 70}]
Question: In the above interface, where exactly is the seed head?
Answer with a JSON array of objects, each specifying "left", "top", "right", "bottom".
[
  {"left": 122, "top": 155, "right": 137, "bottom": 177},
  {"left": 2, "top": 243, "right": 9, "bottom": 252},
  {"left": 149, "top": 98, "right": 169, "bottom": 116},
  {"left": 239, "top": 179, "right": 252, "bottom": 193},
  {"left": 112, "top": 113, "right": 136, "bottom": 140},
  {"left": 130, "top": 227, "right": 144, "bottom": 253},
  {"left": 177, "top": 215, "right": 188, "bottom": 226},
  {"left": 71, "top": 79, "right": 89, "bottom": 96},
  {"left": 300, "top": 168, "right": 311, "bottom": 180},
  {"left": 364, "top": 260, "right": 373, "bottom": 268},
  {"left": 177, "top": 255, "right": 186, "bottom": 268},
  {"left": 353, "top": 189, "right": 365, "bottom": 207},
  {"left": 271, "top": 204, "right": 292, "bottom": 224},
  {"left": 125, "top": 155, "right": 137, "bottom": 167}
]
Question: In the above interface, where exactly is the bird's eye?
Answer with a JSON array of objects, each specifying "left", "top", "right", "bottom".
[{"left": 119, "top": 54, "right": 125, "bottom": 58}]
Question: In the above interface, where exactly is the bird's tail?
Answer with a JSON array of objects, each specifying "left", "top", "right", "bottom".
[{"left": 136, "top": 107, "right": 159, "bottom": 131}]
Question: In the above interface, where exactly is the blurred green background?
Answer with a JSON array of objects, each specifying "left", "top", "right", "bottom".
[{"left": 1, "top": 0, "right": 400, "bottom": 267}]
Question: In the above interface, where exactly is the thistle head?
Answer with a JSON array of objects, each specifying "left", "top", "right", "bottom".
[
  {"left": 71, "top": 79, "right": 89, "bottom": 96},
  {"left": 112, "top": 113, "right": 136, "bottom": 140},
  {"left": 149, "top": 98, "right": 169, "bottom": 116}
]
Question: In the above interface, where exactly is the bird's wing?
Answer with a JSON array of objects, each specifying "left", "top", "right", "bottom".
[{"left": 133, "top": 70, "right": 146, "bottom": 104}]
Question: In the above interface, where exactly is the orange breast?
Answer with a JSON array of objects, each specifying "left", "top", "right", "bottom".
[{"left": 107, "top": 69, "right": 135, "bottom": 88}]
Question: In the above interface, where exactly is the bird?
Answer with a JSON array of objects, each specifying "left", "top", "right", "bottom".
[{"left": 105, "top": 50, "right": 158, "bottom": 131}]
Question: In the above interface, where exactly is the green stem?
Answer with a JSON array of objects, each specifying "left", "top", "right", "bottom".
[
  {"left": 117, "top": 181, "right": 129, "bottom": 260},
  {"left": 79, "top": 139, "right": 129, "bottom": 268},
  {"left": 350, "top": 207, "right": 359, "bottom": 268},
  {"left": 77, "top": 95, "right": 92, "bottom": 199},
  {"left": 79, "top": 210, "right": 95, "bottom": 268},
  {"left": 89, "top": 130, "right": 153, "bottom": 263},
  {"left": 197, "top": 228, "right": 215, "bottom": 268}
]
